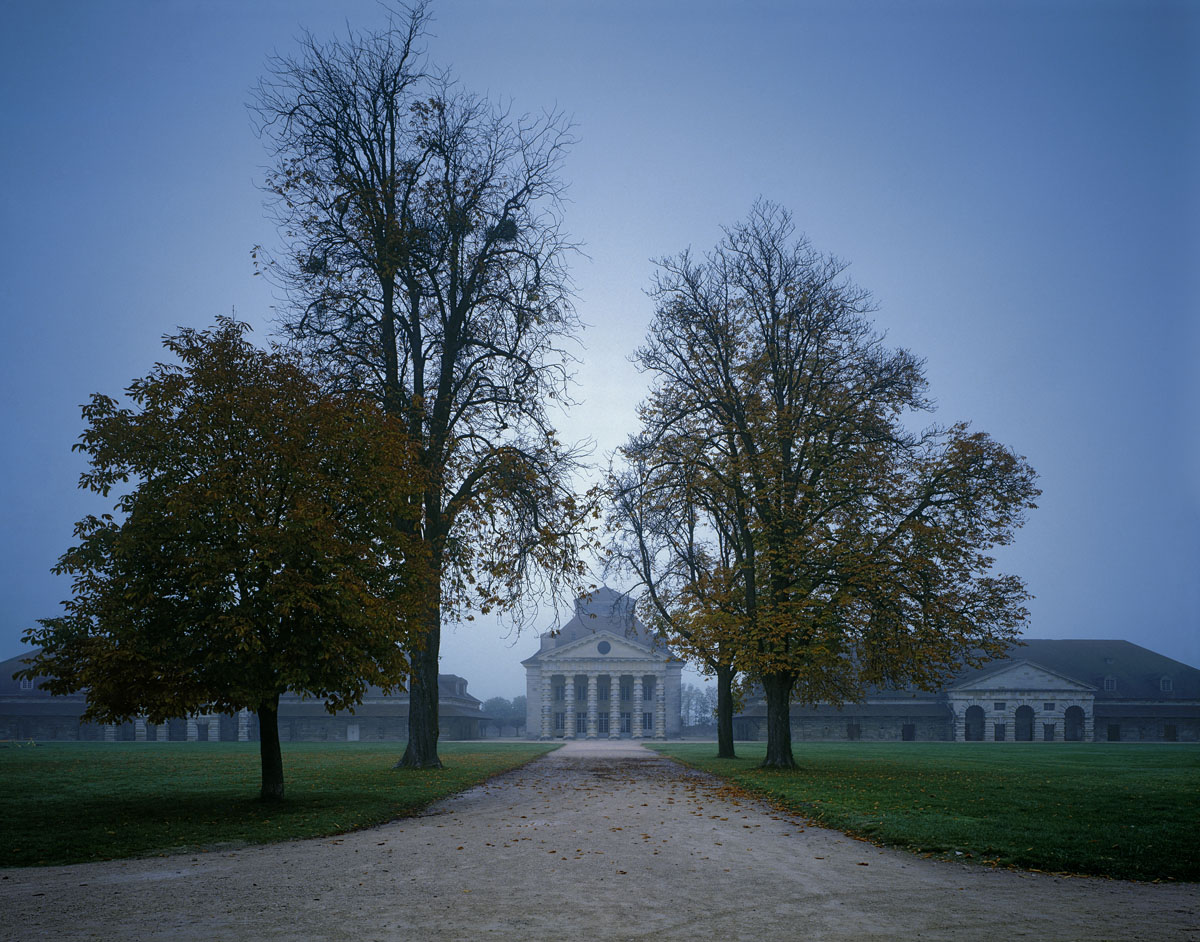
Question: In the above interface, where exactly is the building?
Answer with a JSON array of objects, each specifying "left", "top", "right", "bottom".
[
  {"left": 0, "top": 652, "right": 488, "bottom": 743},
  {"left": 732, "top": 640, "right": 1200, "bottom": 743},
  {"left": 523, "top": 587, "right": 683, "bottom": 739}
]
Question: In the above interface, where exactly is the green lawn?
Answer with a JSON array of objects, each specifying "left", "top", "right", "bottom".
[
  {"left": 0, "top": 741, "right": 556, "bottom": 867},
  {"left": 649, "top": 742, "right": 1200, "bottom": 882}
]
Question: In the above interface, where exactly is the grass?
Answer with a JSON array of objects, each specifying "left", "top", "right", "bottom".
[
  {"left": 0, "top": 740, "right": 556, "bottom": 867},
  {"left": 648, "top": 742, "right": 1200, "bottom": 882}
]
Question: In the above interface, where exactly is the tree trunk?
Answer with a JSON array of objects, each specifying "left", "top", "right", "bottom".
[
  {"left": 399, "top": 600, "right": 443, "bottom": 769},
  {"left": 715, "top": 662, "right": 737, "bottom": 759},
  {"left": 760, "top": 672, "right": 797, "bottom": 769},
  {"left": 257, "top": 694, "right": 285, "bottom": 800}
]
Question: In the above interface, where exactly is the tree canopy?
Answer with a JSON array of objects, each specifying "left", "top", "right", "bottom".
[
  {"left": 251, "top": 2, "right": 593, "bottom": 768},
  {"left": 20, "top": 318, "right": 422, "bottom": 798},
  {"left": 615, "top": 201, "right": 1039, "bottom": 768}
]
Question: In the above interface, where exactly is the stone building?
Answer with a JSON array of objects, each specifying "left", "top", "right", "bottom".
[
  {"left": 523, "top": 587, "right": 683, "bottom": 739},
  {"left": 732, "top": 639, "right": 1200, "bottom": 743},
  {"left": 0, "top": 652, "right": 488, "bottom": 743}
]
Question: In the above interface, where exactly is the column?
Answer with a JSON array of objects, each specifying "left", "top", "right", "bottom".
[
  {"left": 587, "top": 673, "right": 599, "bottom": 739},
  {"left": 155, "top": 721, "right": 167, "bottom": 742},
  {"left": 134, "top": 716, "right": 147, "bottom": 742},
  {"left": 564, "top": 672, "right": 576, "bottom": 739},
  {"left": 540, "top": 672, "right": 553, "bottom": 740},
  {"left": 186, "top": 716, "right": 199, "bottom": 741},
  {"left": 632, "top": 674, "right": 644, "bottom": 739},
  {"left": 238, "top": 708, "right": 250, "bottom": 742},
  {"left": 608, "top": 675, "right": 621, "bottom": 739},
  {"left": 654, "top": 670, "right": 667, "bottom": 739},
  {"left": 104, "top": 723, "right": 117, "bottom": 743}
]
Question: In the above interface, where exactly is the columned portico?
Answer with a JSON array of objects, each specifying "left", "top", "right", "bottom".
[{"left": 524, "top": 587, "right": 684, "bottom": 740}]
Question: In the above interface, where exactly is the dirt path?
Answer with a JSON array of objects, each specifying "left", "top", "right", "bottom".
[{"left": 2, "top": 740, "right": 1196, "bottom": 940}]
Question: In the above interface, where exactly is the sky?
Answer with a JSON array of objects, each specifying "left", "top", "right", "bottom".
[{"left": 1, "top": 1, "right": 1196, "bottom": 703}]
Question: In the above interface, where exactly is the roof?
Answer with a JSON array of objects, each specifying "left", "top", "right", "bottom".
[
  {"left": 953, "top": 640, "right": 1200, "bottom": 700},
  {"left": 523, "top": 586, "right": 676, "bottom": 665}
]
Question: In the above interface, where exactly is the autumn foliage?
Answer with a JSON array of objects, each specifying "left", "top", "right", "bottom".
[
  {"left": 613, "top": 202, "right": 1039, "bottom": 768},
  {"left": 20, "top": 318, "right": 424, "bottom": 798}
]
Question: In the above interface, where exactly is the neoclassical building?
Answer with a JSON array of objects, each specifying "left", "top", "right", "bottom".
[
  {"left": 0, "top": 652, "right": 489, "bottom": 743},
  {"left": 732, "top": 639, "right": 1200, "bottom": 743},
  {"left": 523, "top": 587, "right": 683, "bottom": 740}
]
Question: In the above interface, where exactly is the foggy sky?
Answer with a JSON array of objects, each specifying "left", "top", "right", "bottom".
[{"left": 1, "top": 0, "right": 1196, "bottom": 702}]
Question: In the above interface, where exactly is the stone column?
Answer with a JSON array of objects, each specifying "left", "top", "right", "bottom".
[
  {"left": 654, "top": 671, "right": 667, "bottom": 739},
  {"left": 609, "top": 675, "right": 621, "bottom": 739},
  {"left": 238, "top": 708, "right": 250, "bottom": 742},
  {"left": 632, "top": 675, "right": 644, "bottom": 739},
  {"left": 540, "top": 672, "right": 553, "bottom": 740},
  {"left": 104, "top": 723, "right": 117, "bottom": 743},
  {"left": 564, "top": 671, "right": 576, "bottom": 739},
  {"left": 134, "top": 716, "right": 147, "bottom": 742},
  {"left": 587, "top": 673, "right": 599, "bottom": 739},
  {"left": 186, "top": 716, "right": 199, "bottom": 741},
  {"left": 155, "top": 722, "right": 167, "bottom": 742}
]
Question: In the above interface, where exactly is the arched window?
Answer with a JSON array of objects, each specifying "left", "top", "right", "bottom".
[
  {"left": 964, "top": 705, "right": 985, "bottom": 741},
  {"left": 1065, "top": 705, "right": 1085, "bottom": 741},
  {"left": 1015, "top": 705, "right": 1035, "bottom": 742}
]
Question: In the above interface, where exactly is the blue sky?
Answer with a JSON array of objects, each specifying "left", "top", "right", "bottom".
[{"left": 1, "top": 1, "right": 1196, "bottom": 701}]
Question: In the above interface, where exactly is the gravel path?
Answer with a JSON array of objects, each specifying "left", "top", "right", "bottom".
[{"left": 2, "top": 740, "right": 1196, "bottom": 941}]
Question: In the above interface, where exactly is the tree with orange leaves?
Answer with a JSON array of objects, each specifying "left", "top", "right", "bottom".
[
  {"left": 617, "top": 201, "right": 1039, "bottom": 768},
  {"left": 21, "top": 318, "right": 423, "bottom": 799}
]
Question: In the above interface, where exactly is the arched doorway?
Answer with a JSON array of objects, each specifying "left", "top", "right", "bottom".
[
  {"left": 1015, "top": 705, "right": 1034, "bottom": 741},
  {"left": 964, "top": 705, "right": 985, "bottom": 741},
  {"left": 1065, "top": 706, "right": 1085, "bottom": 741}
]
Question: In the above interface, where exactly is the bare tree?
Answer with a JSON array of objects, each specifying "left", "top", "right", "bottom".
[
  {"left": 620, "top": 200, "right": 1039, "bottom": 768},
  {"left": 251, "top": 4, "right": 591, "bottom": 768}
]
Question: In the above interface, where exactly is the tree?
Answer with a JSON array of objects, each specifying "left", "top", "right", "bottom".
[
  {"left": 622, "top": 201, "right": 1039, "bottom": 768},
  {"left": 19, "top": 319, "right": 421, "bottom": 799},
  {"left": 679, "top": 682, "right": 719, "bottom": 728},
  {"left": 481, "top": 696, "right": 511, "bottom": 736},
  {"left": 608, "top": 451, "right": 745, "bottom": 758},
  {"left": 251, "top": 4, "right": 591, "bottom": 769}
]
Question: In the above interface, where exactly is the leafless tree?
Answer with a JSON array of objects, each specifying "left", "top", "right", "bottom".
[{"left": 252, "top": 4, "right": 591, "bottom": 768}]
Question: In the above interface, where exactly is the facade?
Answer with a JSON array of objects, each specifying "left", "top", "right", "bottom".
[
  {"left": 523, "top": 587, "right": 683, "bottom": 740},
  {"left": 0, "top": 653, "right": 488, "bottom": 743},
  {"left": 733, "top": 640, "right": 1200, "bottom": 743}
]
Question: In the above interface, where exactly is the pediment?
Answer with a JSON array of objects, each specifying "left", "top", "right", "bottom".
[
  {"left": 951, "top": 659, "right": 1094, "bottom": 695},
  {"left": 538, "top": 630, "right": 660, "bottom": 663}
]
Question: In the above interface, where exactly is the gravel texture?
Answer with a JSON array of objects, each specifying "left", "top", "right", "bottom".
[{"left": 2, "top": 739, "right": 1196, "bottom": 940}]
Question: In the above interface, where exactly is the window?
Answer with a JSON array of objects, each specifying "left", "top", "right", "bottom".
[
  {"left": 1103, "top": 676, "right": 1117, "bottom": 692},
  {"left": 621, "top": 712, "right": 631, "bottom": 733},
  {"left": 620, "top": 681, "right": 632, "bottom": 701},
  {"left": 19, "top": 678, "right": 33, "bottom": 691},
  {"left": 1160, "top": 677, "right": 1173, "bottom": 693},
  {"left": 554, "top": 712, "right": 565, "bottom": 730},
  {"left": 846, "top": 723, "right": 861, "bottom": 741},
  {"left": 575, "top": 680, "right": 587, "bottom": 700},
  {"left": 642, "top": 712, "right": 653, "bottom": 731},
  {"left": 553, "top": 684, "right": 565, "bottom": 701},
  {"left": 993, "top": 701, "right": 1006, "bottom": 711},
  {"left": 993, "top": 723, "right": 1006, "bottom": 741},
  {"left": 576, "top": 712, "right": 586, "bottom": 734},
  {"left": 598, "top": 714, "right": 610, "bottom": 734},
  {"left": 1043, "top": 702, "right": 1056, "bottom": 712},
  {"left": 598, "top": 680, "right": 610, "bottom": 701}
]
